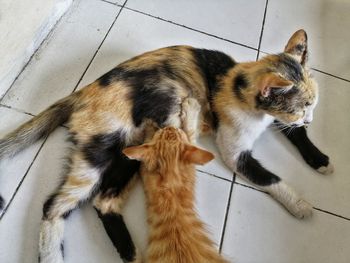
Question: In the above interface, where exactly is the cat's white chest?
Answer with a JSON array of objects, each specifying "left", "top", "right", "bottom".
[{"left": 225, "top": 109, "right": 274, "bottom": 150}]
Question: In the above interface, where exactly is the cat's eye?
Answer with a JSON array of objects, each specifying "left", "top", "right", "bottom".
[{"left": 305, "top": 102, "right": 312, "bottom": 107}]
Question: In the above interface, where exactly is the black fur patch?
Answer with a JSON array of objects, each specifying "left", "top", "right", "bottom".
[
  {"left": 42, "top": 194, "right": 57, "bottom": 219},
  {"left": 98, "top": 65, "right": 178, "bottom": 127},
  {"left": 277, "top": 53, "right": 304, "bottom": 82},
  {"left": 278, "top": 123, "right": 330, "bottom": 169},
  {"left": 98, "top": 67, "right": 126, "bottom": 86},
  {"left": 83, "top": 131, "right": 127, "bottom": 169},
  {"left": 237, "top": 151, "right": 281, "bottom": 186},
  {"left": 192, "top": 48, "right": 236, "bottom": 129},
  {"left": 67, "top": 131, "right": 78, "bottom": 145},
  {"left": 232, "top": 72, "right": 248, "bottom": 101},
  {"left": 83, "top": 130, "right": 140, "bottom": 195},
  {"left": 99, "top": 154, "right": 140, "bottom": 198},
  {"left": 129, "top": 79, "right": 177, "bottom": 127},
  {"left": 96, "top": 211, "right": 136, "bottom": 262}
]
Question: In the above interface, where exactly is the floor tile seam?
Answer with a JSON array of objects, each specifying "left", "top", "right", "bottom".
[
  {"left": 0, "top": 4, "right": 72, "bottom": 104},
  {"left": 120, "top": 4, "right": 350, "bottom": 82},
  {"left": 118, "top": 5, "right": 258, "bottom": 51},
  {"left": 256, "top": 0, "right": 269, "bottom": 61},
  {"left": 234, "top": 182, "right": 350, "bottom": 221},
  {"left": 0, "top": 103, "right": 35, "bottom": 117},
  {"left": 196, "top": 169, "right": 232, "bottom": 183},
  {"left": 0, "top": 0, "right": 114, "bottom": 220},
  {"left": 0, "top": 136, "right": 49, "bottom": 220},
  {"left": 219, "top": 174, "right": 235, "bottom": 253},
  {"left": 100, "top": 0, "right": 117, "bottom": 5},
  {"left": 71, "top": 0, "right": 128, "bottom": 93},
  {"left": 258, "top": 51, "right": 350, "bottom": 83}
]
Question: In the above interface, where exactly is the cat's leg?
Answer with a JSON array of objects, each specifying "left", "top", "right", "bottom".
[
  {"left": 39, "top": 150, "right": 101, "bottom": 263},
  {"left": 275, "top": 121, "right": 334, "bottom": 175},
  {"left": 93, "top": 173, "right": 142, "bottom": 263},
  {"left": 216, "top": 124, "right": 313, "bottom": 219},
  {"left": 180, "top": 97, "right": 201, "bottom": 143}
]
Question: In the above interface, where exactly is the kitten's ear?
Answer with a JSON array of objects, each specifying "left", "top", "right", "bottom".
[
  {"left": 183, "top": 145, "right": 214, "bottom": 165},
  {"left": 284, "top": 29, "right": 308, "bottom": 66},
  {"left": 122, "top": 145, "right": 150, "bottom": 161},
  {"left": 258, "top": 73, "right": 293, "bottom": 97}
]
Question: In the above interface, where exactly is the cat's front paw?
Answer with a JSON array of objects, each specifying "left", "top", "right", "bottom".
[
  {"left": 182, "top": 97, "right": 201, "bottom": 117},
  {"left": 317, "top": 162, "right": 334, "bottom": 175},
  {"left": 288, "top": 199, "right": 313, "bottom": 219}
]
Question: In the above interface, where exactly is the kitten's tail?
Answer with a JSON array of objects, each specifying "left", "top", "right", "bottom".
[{"left": 0, "top": 92, "right": 80, "bottom": 211}]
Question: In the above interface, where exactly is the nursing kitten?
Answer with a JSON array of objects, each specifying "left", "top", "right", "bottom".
[
  {"left": 123, "top": 126, "right": 228, "bottom": 263},
  {"left": 0, "top": 29, "right": 332, "bottom": 262}
]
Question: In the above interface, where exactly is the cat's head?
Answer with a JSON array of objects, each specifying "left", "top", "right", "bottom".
[
  {"left": 254, "top": 29, "right": 318, "bottom": 126},
  {"left": 122, "top": 127, "right": 214, "bottom": 173}
]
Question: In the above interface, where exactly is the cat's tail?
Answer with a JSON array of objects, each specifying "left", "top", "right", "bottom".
[
  {"left": 0, "top": 93, "right": 79, "bottom": 160},
  {"left": 0, "top": 93, "right": 79, "bottom": 211}
]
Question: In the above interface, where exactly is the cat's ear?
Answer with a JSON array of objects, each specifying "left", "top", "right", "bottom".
[
  {"left": 258, "top": 73, "right": 293, "bottom": 97},
  {"left": 284, "top": 29, "right": 308, "bottom": 66},
  {"left": 122, "top": 145, "right": 150, "bottom": 161},
  {"left": 183, "top": 145, "right": 214, "bottom": 165}
]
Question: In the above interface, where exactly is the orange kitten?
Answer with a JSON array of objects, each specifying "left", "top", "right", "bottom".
[{"left": 123, "top": 127, "right": 229, "bottom": 263}]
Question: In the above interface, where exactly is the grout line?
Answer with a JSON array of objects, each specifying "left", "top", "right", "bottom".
[
  {"left": 121, "top": 6, "right": 258, "bottom": 52},
  {"left": 234, "top": 181, "right": 267, "bottom": 194},
  {"left": 0, "top": 136, "right": 49, "bottom": 220},
  {"left": 0, "top": 7, "right": 70, "bottom": 104},
  {"left": 310, "top": 68, "right": 350, "bottom": 83},
  {"left": 122, "top": 3, "right": 350, "bottom": 83},
  {"left": 122, "top": 3, "right": 348, "bottom": 83},
  {"left": 0, "top": 103, "right": 35, "bottom": 117},
  {"left": 196, "top": 169, "right": 232, "bottom": 182},
  {"left": 100, "top": 0, "right": 117, "bottom": 5},
  {"left": 256, "top": 0, "right": 269, "bottom": 61},
  {"left": 259, "top": 50, "right": 350, "bottom": 83},
  {"left": 313, "top": 207, "right": 350, "bottom": 222},
  {"left": 71, "top": 0, "right": 128, "bottom": 93},
  {"left": 219, "top": 173, "right": 235, "bottom": 253},
  {"left": 235, "top": 181, "right": 350, "bottom": 221}
]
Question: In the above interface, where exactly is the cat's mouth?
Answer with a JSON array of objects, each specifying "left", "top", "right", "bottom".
[{"left": 290, "top": 123, "right": 307, "bottom": 128}]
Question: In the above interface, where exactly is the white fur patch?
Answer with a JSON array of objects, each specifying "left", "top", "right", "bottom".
[
  {"left": 39, "top": 219, "right": 64, "bottom": 263},
  {"left": 216, "top": 111, "right": 274, "bottom": 170},
  {"left": 263, "top": 181, "right": 313, "bottom": 219},
  {"left": 317, "top": 162, "right": 334, "bottom": 175}
]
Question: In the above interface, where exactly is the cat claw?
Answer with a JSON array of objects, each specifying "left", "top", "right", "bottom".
[{"left": 317, "top": 162, "right": 334, "bottom": 175}]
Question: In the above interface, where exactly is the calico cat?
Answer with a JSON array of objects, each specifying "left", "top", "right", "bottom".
[
  {"left": 0, "top": 29, "right": 333, "bottom": 262},
  {"left": 123, "top": 124, "right": 228, "bottom": 263}
]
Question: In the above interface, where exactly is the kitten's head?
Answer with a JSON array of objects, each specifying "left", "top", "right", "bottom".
[
  {"left": 254, "top": 30, "right": 318, "bottom": 126},
  {"left": 122, "top": 127, "right": 214, "bottom": 173}
]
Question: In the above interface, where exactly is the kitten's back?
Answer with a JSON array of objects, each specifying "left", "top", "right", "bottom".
[{"left": 124, "top": 127, "right": 229, "bottom": 263}]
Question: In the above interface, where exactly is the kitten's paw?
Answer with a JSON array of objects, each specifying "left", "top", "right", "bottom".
[
  {"left": 288, "top": 199, "right": 313, "bottom": 219},
  {"left": 317, "top": 162, "right": 334, "bottom": 175}
]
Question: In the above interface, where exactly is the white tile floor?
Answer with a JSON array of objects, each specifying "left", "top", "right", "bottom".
[{"left": 0, "top": 0, "right": 349, "bottom": 262}]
